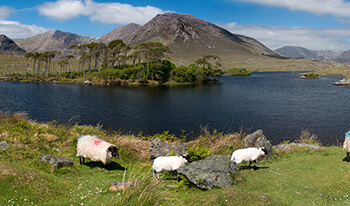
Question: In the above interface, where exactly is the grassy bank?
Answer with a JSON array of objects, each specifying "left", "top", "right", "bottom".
[{"left": 0, "top": 112, "right": 349, "bottom": 205}]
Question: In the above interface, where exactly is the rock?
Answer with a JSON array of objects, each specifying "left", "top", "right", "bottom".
[
  {"left": 84, "top": 80, "right": 92, "bottom": 85},
  {"left": 149, "top": 138, "right": 187, "bottom": 160},
  {"left": 39, "top": 155, "right": 74, "bottom": 169},
  {"left": 178, "top": 155, "right": 237, "bottom": 190},
  {"left": 274, "top": 143, "right": 323, "bottom": 152},
  {"left": 0, "top": 141, "right": 10, "bottom": 151},
  {"left": 242, "top": 130, "right": 273, "bottom": 160},
  {"left": 109, "top": 180, "right": 139, "bottom": 191},
  {"left": 333, "top": 78, "right": 350, "bottom": 86},
  {"left": 274, "top": 144, "right": 292, "bottom": 152}
]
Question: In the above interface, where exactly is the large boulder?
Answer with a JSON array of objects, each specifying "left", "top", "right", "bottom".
[
  {"left": 39, "top": 155, "right": 74, "bottom": 169},
  {"left": 178, "top": 155, "right": 237, "bottom": 190},
  {"left": 242, "top": 130, "right": 273, "bottom": 160},
  {"left": 150, "top": 138, "right": 187, "bottom": 160}
]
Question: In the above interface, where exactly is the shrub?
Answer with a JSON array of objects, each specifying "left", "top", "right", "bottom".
[{"left": 226, "top": 68, "right": 252, "bottom": 76}]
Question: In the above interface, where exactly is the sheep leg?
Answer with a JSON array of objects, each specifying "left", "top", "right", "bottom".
[
  {"left": 174, "top": 170, "right": 181, "bottom": 182},
  {"left": 249, "top": 161, "right": 252, "bottom": 167},
  {"left": 79, "top": 156, "right": 85, "bottom": 165},
  {"left": 253, "top": 160, "right": 257, "bottom": 168},
  {"left": 90, "top": 161, "right": 93, "bottom": 169},
  {"left": 347, "top": 152, "right": 350, "bottom": 162}
]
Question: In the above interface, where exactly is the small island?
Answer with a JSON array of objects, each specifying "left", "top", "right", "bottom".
[
  {"left": 299, "top": 72, "right": 320, "bottom": 79},
  {"left": 8, "top": 41, "right": 224, "bottom": 86}
]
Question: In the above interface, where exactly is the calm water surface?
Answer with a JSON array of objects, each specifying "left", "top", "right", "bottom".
[{"left": 0, "top": 72, "right": 349, "bottom": 145}]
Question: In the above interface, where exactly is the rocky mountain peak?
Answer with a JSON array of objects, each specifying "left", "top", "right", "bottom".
[
  {"left": 97, "top": 23, "right": 141, "bottom": 44},
  {"left": 0, "top": 34, "right": 26, "bottom": 55}
]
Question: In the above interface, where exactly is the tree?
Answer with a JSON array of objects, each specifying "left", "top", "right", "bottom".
[
  {"left": 107, "top": 40, "right": 129, "bottom": 68},
  {"left": 24, "top": 52, "right": 34, "bottom": 75},
  {"left": 194, "top": 55, "right": 223, "bottom": 82},
  {"left": 133, "top": 42, "right": 172, "bottom": 80}
]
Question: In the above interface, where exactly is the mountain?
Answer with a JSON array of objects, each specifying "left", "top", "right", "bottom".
[
  {"left": 97, "top": 23, "right": 141, "bottom": 44},
  {"left": 98, "top": 13, "right": 282, "bottom": 68},
  {"left": 276, "top": 46, "right": 346, "bottom": 62},
  {"left": 14, "top": 30, "right": 95, "bottom": 54},
  {"left": 0, "top": 35, "right": 26, "bottom": 55}
]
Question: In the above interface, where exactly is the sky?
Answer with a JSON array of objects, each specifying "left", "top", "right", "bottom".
[{"left": 2, "top": 0, "right": 350, "bottom": 51}]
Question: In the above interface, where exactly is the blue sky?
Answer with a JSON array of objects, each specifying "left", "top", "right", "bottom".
[{"left": 2, "top": 0, "right": 350, "bottom": 51}]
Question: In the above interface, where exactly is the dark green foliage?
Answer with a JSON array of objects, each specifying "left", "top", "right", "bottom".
[
  {"left": 226, "top": 68, "right": 252, "bottom": 76},
  {"left": 302, "top": 72, "right": 320, "bottom": 79}
]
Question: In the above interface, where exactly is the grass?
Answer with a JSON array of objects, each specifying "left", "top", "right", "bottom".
[{"left": 1, "top": 111, "right": 350, "bottom": 205}]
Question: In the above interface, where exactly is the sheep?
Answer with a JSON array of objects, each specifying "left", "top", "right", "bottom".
[
  {"left": 152, "top": 153, "right": 192, "bottom": 181},
  {"left": 231, "top": 147, "right": 268, "bottom": 168},
  {"left": 76, "top": 135, "right": 119, "bottom": 169},
  {"left": 343, "top": 131, "right": 350, "bottom": 162}
]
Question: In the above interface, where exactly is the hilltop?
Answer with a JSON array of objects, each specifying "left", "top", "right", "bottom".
[{"left": 0, "top": 35, "right": 26, "bottom": 55}]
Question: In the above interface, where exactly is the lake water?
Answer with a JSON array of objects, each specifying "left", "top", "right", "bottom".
[{"left": 0, "top": 72, "right": 349, "bottom": 145}]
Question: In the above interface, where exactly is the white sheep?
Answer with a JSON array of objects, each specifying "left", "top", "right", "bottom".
[
  {"left": 152, "top": 153, "right": 192, "bottom": 181},
  {"left": 231, "top": 147, "right": 268, "bottom": 167},
  {"left": 343, "top": 131, "right": 350, "bottom": 162},
  {"left": 76, "top": 135, "right": 119, "bottom": 169}
]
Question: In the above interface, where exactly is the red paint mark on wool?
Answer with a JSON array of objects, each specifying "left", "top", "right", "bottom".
[{"left": 94, "top": 140, "right": 103, "bottom": 145}]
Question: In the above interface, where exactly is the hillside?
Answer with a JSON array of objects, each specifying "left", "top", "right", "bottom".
[
  {"left": 14, "top": 30, "right": 94, "bottom": 54},
  {"left": 0, "top": 35, "right": 26, "bottom": 55}
]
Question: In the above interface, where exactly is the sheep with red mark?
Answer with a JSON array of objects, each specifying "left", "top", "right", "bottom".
[{"left": 76, "top": 135, "right": 119, "bottom": 169}]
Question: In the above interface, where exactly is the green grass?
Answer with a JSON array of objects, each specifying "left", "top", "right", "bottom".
[{"left": 1, "top": 112, "right": 350, "bottom": 205}]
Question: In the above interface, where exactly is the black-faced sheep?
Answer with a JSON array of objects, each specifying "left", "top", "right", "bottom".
[
  {"left": 76, "top": 135, "right": 119, "bottom": 169},
  {"left": 231, "top": 147, "right": 268, "bottom": 167},
  {"left": 152, "top": 153, "right": 192, "bottom": 181}
]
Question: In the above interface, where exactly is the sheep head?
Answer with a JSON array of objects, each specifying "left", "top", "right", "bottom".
[
  {"left": 181, "top": 153, "right": 192, "bottom": 163},
  {"left": 261, "top": 147, "right": 268, "bottom": 155},
  {"left": 108, "top": 146, "right": 119, "bottom": 159}
]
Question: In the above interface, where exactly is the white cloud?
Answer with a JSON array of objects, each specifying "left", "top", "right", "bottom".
[
  {"left": 236, "top": 0, "right": 350, "bottom": 18},
  {"left": 0, "top": 6, "right": 15, "bottom": 20},
  {"left": 38, "top": 0, "right": 166, "bottom": 25},
  {"left": 220, "top": 22, "right": 350, "bottom": 51},
  {"left": 0, "top": 20, "right": 48, "bottom": 38}
]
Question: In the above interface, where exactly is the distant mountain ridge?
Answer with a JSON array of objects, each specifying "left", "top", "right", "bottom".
[
  {"left": 275, "top": 46, "right": 350, "bottom": 62},
  {"left": 14, "top": 30, "right": 94, "bottom": 54},
  {"left": 0, "top": 35, "right": 26, "bottom": 55}
]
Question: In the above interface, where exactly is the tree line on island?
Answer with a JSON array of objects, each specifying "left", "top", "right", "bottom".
[{"left": 16, "top": 40, "right": 227, "bottom": 85}]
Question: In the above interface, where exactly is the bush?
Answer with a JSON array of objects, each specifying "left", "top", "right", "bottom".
[{"left": 226, "top": 68, "right": 252, "bottom": 76}]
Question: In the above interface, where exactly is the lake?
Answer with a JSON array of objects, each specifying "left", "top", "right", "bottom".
[{"left": 0, "top": 72, "right": 349, "bottom": 145}]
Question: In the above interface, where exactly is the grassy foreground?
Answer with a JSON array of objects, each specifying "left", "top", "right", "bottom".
[{"left": 1, "top": 112, "right": 350, "bottom": 205}]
